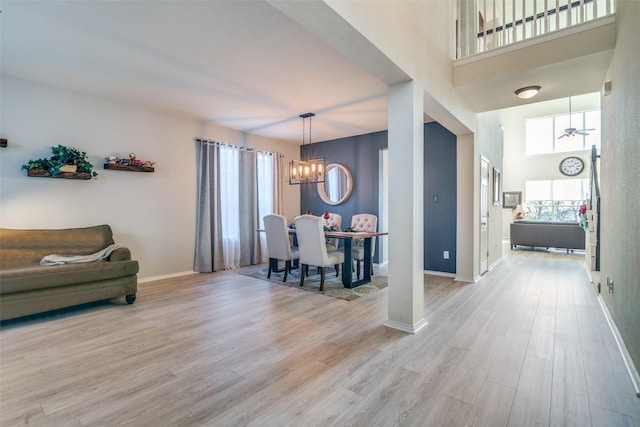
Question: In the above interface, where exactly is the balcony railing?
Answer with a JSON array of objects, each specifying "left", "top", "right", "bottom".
[{"left": 456, "top": 0, "right": 616, "bottom": 58}]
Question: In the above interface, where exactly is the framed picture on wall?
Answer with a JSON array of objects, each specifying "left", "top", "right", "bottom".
[
  {"left": 492, "top": 167, "right": 501, "bottom": 205},
  {"left": 503, "top": 191, "right": 522, "bottom": 209}
]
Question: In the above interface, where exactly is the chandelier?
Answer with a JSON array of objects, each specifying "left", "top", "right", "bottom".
[{"left": 288, "top": 113, "right": 325, "bottom": 185}]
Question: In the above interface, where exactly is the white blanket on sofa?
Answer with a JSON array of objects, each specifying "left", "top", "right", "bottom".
[{"left": 40, "top": 244, "right": 123, "bottom": 266}]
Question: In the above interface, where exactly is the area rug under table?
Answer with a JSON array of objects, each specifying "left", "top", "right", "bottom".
[{"left": 238, "top": 265, "right": 388, "bottom": 301}]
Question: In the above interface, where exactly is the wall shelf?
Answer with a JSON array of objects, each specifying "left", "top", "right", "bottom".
[
  {"left": 103, "top": 163, "right": 154, "bottom": 173},
  {"left": 27, "top": 170, "right": 92, "bottom": 180}
]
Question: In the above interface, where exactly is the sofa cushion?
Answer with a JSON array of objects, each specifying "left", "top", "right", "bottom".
[
  {"left": 0, "top": 260, "right": 139, "bottom": 294},
  {"left": 0, "top": 225, "right": 115, "bottom": 269}
]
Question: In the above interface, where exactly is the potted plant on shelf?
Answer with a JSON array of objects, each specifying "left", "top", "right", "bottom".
[{"left": 22, "top": 145, "right": 98, "bottom": 179}]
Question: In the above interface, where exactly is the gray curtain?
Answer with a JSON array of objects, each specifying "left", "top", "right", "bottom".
[
  {"left": 194, "top": 139, "right": 263, "bottom": 272},
  {"left": 195, "top": 142, "right": 224, "bottom": 272},
  {"left": 274, "top": 154, "right": 284, "bottom": 215},
  {"left": 239, "top": 149, "right": 260, "bottom": 266}
]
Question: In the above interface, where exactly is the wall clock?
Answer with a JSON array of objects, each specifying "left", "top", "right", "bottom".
[{"left": 559, "top": 156, "right": 584, "bottom": 176}]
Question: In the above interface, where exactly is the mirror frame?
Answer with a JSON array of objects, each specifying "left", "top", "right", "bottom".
[{"left": 317, "top": 163, "right": 353, "bottom": 206}]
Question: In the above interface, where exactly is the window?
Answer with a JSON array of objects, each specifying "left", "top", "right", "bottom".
[
  {"left": 525, "top": 179, "right": 589, "bottom": 222},
  {"left": 220, "top": 147, "right": 276, "bottom": 267},
  {"left": 256, "top": 151, "right": 275, "bottom": 228},
  {"left": 526, "top": 109, "right": 601, "bottom": 155},
  {"left": 219, "top": 146, "right": 240, "bottom": 266}
]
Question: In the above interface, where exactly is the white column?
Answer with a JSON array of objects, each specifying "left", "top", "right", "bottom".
[
  {"left": 385, "top": 80, "right": 426, "bottom": 334},
  {"left": 455, "top": 133, "right": 477, "bottom": 283}
]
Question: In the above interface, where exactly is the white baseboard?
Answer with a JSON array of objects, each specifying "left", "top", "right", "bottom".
[
  {"left": 597, "top": 295, "right": 640, "bottom": 396},
  {"left": 488, "top": 256, "right": 502, "bottom": 271},
  {"left": 138, "top": 270, "right": 196, "bottom": 283},
  {"left": 384, "top": 318, "right": 428, "bottom": 334},
  {"left": 424, "top": 270, "right": 456, "bottom": 278},
  {"left": 454, "top": 275, "right": 477, "bottom": 283}
]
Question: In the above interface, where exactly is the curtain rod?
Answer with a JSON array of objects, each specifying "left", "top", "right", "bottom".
[{"left": 193, "top": 137, "right": 283, "bottom": 157}]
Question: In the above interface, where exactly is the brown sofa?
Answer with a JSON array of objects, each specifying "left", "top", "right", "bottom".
[{"left": 0, "top": 225, "right": 138, "bottom": 320}]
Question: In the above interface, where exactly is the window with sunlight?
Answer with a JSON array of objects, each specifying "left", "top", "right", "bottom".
[
  {"left": 219, "top": 148, "right": 276, "bottom": 268},
  {"left": 219, "top": 146, "right": 241, "bottom": 267},
  {"left": 526, "top": 109, "right": 601, "bottom": 155},
  {"left": 256, "top": 151, "right": 275, "bottom": 229},
  {"left": 525, "top": 179, "right": 589, "bottom": 222}
]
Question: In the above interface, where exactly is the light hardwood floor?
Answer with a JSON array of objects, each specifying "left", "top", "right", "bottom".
[{"left": 1, "top": 248, "right": 639, "bottom": 426}]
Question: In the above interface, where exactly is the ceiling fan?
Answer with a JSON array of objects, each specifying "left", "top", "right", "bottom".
[{"left": 557, "top": 97, "right": 595, "bottom": 139}]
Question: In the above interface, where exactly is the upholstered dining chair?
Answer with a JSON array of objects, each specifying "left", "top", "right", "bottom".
[
  {"left": 263, "top": 214, "right": 299, "bottom": 282},
  {"left": 351, "top": 213, "right": 378, "bottom": 279},
  {"left": 322, "top": 212, "right": 342, "bottom": 252},
  {"left": 294, "top": 215, "right": 344, "bottom": 291}
]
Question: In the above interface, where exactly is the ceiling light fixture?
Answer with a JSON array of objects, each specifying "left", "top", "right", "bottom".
[
  {"left": 515, "top": 85, "right": 541, "bottom": 99},
  {"left": 288, "top": 113, "right": 325, "bottom": 185}
]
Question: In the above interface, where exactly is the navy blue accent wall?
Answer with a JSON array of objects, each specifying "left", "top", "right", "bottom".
[
  {"left": 424, "top": 123, "right": 457, "bottom": 273},
  {"left": 299, "top": 123, "right": 456, "bottom": 273},
  {"left": 300, "top": 131, "right": 387, "bottom": 262}
]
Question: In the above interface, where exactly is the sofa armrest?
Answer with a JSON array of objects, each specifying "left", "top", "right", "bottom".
[{"left": 108, "top": 247, "right": 132, "bottom": 262}]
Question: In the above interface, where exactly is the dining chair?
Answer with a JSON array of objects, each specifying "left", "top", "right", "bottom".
[
  {"left": 351, "top": 213, "right": 378, "bottom": 279},
  {"left": 294, "top": 215, "right": 344, "bottom": 291},
  {"left": 263, "top": 214, "right": 299, "bottom": 282},
  {"left": 323, "top": 212, "right": 342, "bottom": 252}
]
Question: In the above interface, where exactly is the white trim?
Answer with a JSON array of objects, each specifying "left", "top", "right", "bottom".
[
  {"left": 597, "top": 295, "right": 640, "bottom": 396},
  {"left": 488, "top": 256, "right": 503, "bottom": 271},
  {"left": 455, "top": 275, "right": 478, "bottom": 283},
  {"left": 384, "top": 318, "right": 428, "bottom": 334},
  {"left": 583, "top": 262, "right": 596, "bottom": 283},
  {"left": 424, "top": 270, "right": 456, "bottom": 278},
  {"left": 138, "top": 270, "right": 196, "bottom": 283}
]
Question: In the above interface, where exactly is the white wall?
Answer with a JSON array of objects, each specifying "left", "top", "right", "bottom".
[
  {"left": 0, "top": 76, "right": 299, "bottom": 278},
  {"left": 600, "top": 0, "right": 640, "bottom": 372},
  {"left": 327, "top": 0, "right": 476, "bottom": 133},
  {"left": 456, "top": 133, "right": 475, "bottom": 282},
  {"left": 499, "top": 92, "right": 600, "bottom": 237}
]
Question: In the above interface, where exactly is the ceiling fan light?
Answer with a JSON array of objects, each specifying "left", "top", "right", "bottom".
[{"left": 515, "top": 86, "right": 541, "bottom": 99}]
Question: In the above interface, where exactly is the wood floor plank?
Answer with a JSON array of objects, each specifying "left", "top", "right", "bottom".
[
  {"left": 550, "top": 347, "right": 592, "bottom": 427},
  {"left": 442, "top": 332, "right": 504, "bottom": 404},
  {"left": 507, "top": 353, "right": 554, "bottom": 426},
  {"left": 486, "top": 327, "right": 529, "bottom": 389},
  {"left": 413, "top": 393, "right": 473, "bottom": 427},
  {"left": 464, "top": 380, "right": 515, "bottom": 427},
  {"left": 589, "top": 404, "right": 636, "bottom": 427}
]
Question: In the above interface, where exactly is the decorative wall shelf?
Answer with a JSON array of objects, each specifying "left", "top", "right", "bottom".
[
  {"left": 103, "top": 164, "right": 154, "bottom": 173},
  {"left": 27, "top": 170, "right": 92, "bottom": 180}
]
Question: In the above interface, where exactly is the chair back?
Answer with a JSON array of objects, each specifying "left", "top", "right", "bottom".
[
  {"left": 351, "top": 213, "right": 378, "bottom": 256},
  {"left": 294, "top": 215, "right": 332, "bottom": 267},
  {"left": 323, "top": 212, "right": 342, "bottom": 249},
  {"left": 264, "top": 214, "right": 294, "bottom": 261}
]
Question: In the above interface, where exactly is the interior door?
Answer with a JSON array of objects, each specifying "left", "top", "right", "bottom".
[{"left": 480, "top": 156, "right": 489, "bottom": 275}]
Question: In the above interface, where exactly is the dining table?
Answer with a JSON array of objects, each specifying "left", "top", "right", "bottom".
[{"left": 289, "top": 229, "right": 387, "bottom": 288}]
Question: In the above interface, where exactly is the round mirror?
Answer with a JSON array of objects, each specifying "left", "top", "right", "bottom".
[{"left": 318, "top": 163, "right": 353, "bottom": 205}]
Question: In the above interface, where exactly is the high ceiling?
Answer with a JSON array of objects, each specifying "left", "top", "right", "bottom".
[{"left": 1, "top": 1, "right": 615, "bottom": 143}]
